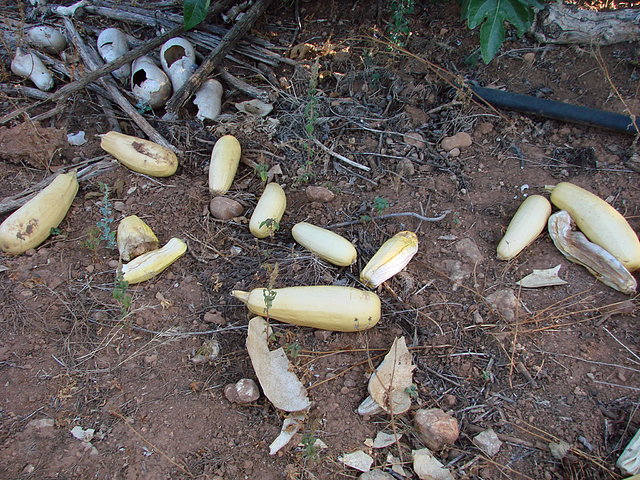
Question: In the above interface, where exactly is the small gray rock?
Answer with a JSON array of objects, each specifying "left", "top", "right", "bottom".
[
  {"left": 455, "top": 238, "right": 483, "bottom": 264},
  {"left": 358, "top": 470, "right": 395, "bottom": 480},
  {"left": 209, "top": 197, "right": 243, "bottom": 220},
  {"left": 473, "top": 429, "right": 503, "bottom": 457}
]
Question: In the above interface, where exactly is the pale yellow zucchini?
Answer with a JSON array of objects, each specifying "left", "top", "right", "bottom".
[
  {"left": 208, "top": 135, "right": 241, "bottom": 194},
  {"left": 249, "top": 182, "right": 286, "bottom": 238},
  {"left": 121, "top": 237, "right": 187, "bottom": 284},
  {"left": 496, "top": 195, "right": 551, "bottom": 260},
  {"left": 291, "top": 221, "right": 357, "bottom": 266},
  {"left": 231, "top": 286, "right": 381, "bottom": 332},
  {"left": 360, "top": 231, "right": 418, "bottom": 288},
  {"left": 548, "top": 182, "right": 640, "bottom": 271},
  {"left": 100, "top": 131, "right": 178, "bottom": 177},
  {"left": 0, "top": 171, "right": 78, "bottom": 254}
]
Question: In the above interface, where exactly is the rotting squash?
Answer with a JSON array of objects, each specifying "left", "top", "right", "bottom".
[
  {"left": 249, "top": 182, "right": 286, "bottom": 239},
  {"left": 291, "top": 221, "right": 357, "bottom": 266},
  {"left": 360, "top": 231, "right": 419, "bottom": 288},
  {"left": 231, "top": 286, "right": 381, "bottom": 332},
  {"left": 100, "top": 131, "right": 178, "bottom": 177},
  {"left": 497, "top": 195, "right": 552, "bottom": 261},
  {"left": 120, "top": 237, "right": 187, "bottom": 284},
  {"left": 548, "top": 182, "right": 640, "bottom": 271},
  {"left": 0, "top": 171, "right": 78, "bottom": 254},
  {"left": 116, "top": 215, "right": 159, "bottom": 262},
  {"left": 208, "top": 135, "right": 241, "bottom": 195}
]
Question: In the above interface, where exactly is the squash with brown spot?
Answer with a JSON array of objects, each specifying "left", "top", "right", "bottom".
[
  {"left": 0, "top": 171, "right": 78, "bottom": 254},
  {"left": 100, "top": 131, "right": 178, "bottom": 177}
]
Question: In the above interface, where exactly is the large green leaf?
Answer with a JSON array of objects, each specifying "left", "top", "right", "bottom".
[
  {"left": 183, "top": 0, "right": 210, "bottom": 31},
  {"left": 461, "top": 0, "right": 541, "bottom": 63}
]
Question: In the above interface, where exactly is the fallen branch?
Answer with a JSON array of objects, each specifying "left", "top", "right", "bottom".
[
  {"left": 311, "top": 137, "right": 371, "bottom": 172},
  {"left": 63, "top": 17, "right": 175, "bottom": 151},
  {"left": 532, "top": 3, "right": 640, "bottom": 45},
  {"left": 164, "top": 0, "right": 275, "bottom": 118}
]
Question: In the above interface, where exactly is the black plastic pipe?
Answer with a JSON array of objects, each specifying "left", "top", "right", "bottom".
[{"left": 470, "top": 85, "right": 638, "bottom": 135}]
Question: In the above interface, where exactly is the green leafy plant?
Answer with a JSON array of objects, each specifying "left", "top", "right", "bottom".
[
  {"left": 284, "top": 342, "right": 301, "bottom": 359},
  {"left": 461, "top": 0, "right": 543, "bottom": 63},
  {"left": 183, "top": 0, "right": 210, "bottom": 30},
  {"left": 386, "top": 0, "right": 415, "bottom": 46},
  {"left": 262, "top": 263, "right": 279, "bottom": 318},
  {"left": 113, "top": 275, "right": 132, "bottom": 317},
  {"left": 83, "top": 226, "right": 101, "bottom": 252},
  {"left": 300, "top": 433, "right": 320, "bottom": 460},
  {"left": 255, "top": 163, "right": 269, "bottom": 183},
  {"left": 259, "top": 218, "right": 280, "bottom": 237},
  {"left": 373, "top": 196, "right": 390, "bottom": 215},
  {"left": 97, "top": 182, "right": 116, "bottom": 249}
]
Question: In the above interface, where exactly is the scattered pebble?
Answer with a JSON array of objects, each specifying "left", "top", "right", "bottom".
[
  {"left": 448, "top": 147, "right": 460, "bottom": 157},
  {"left": 305, "top": 185, "right": 335, "bottom": 203},
  {"left": 486, "top": 289, "right": 521, "bottom": 322},
  {"left": 441, "top": 132, "right": 472, "bottom": 152},
  {"left": 523, "top": 52, "right": 536, "bottom": 64},
  {"left": 455, "top": 238, "right": 483, "bottom": 264},
  {"left": 209, "top": 197, "right": 244, "bottom": 220},
  {"left": 403, "top": 131, "right": 425, "bottom": 149},
  {"left": 414, "top": 408, "right": 459, "bottom": 451},
  {"left": 113, "top": 201, "right": 126, "bottom": 212},
  {"left": 473, "top": 429, "right": 503, "bottom": 457},
  {"left": 224, "top": 378, "right": 260, "bottom": 404},
  {"left": 396, "top": 158, "right": 415, "bottom": 177},
  {"left": 203, "top": 310, "right": 227, "bottom": 325}
]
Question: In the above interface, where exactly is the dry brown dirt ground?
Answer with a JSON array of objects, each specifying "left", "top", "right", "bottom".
[{"left": 1, "top": 1, "right": 640, "bottom": 479}]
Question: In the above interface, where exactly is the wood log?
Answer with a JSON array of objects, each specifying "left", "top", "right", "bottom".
[{"left": 532, "top": 3, "right": 640, "bottom": 45}]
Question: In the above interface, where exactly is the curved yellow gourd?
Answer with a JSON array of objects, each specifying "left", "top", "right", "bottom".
[
  {"left": 208, "top": 135, "right": 241, "bottom": 194},
  {"left": 232, "top": 286, "right": 381, "bottom": 332},
  {"left": 549, "top": 182, "right": 640, "bottom": 271},
  {"left": 0, "top": 171, "right": 78, "bottom": 254},
  {"left": 100, "top": 131, "right": 178, "bottom": 177},
  {"left": 292, "top": 222, "right": 357, "bottom": 266},
  {"left": 121, "top": 237, "right": 187, "bottom": 284},
  {"left": 249, "top": 182, "right": 286, "bottom": 238},
  {"left": 497, "top": 195, "right": 551, "bottom": 260}
]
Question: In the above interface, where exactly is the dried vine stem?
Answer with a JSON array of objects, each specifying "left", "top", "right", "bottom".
[{"left": 326, "top": 211, "right": 451, "bottom": 229}]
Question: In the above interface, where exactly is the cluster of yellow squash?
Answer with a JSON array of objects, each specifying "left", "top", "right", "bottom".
[
  {"left": 0, "top": 132, "right": 421, "bottom": 331},
  {"left": 496, "top": 182, "right": 640, "bottom": 293}
]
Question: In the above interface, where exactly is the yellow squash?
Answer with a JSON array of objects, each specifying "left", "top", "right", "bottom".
[
  {"left": 100, "top": 131, "right": 178, "bottom": 177},
  {"left": 121, "top": 237, "right": 187, "bottom": 284},
  {"left": 249, "top": 182, "right": 286, "bottom": 238},
  {"left": 360, "top": 231, "right": 418, "bottom": 288},
  {"left": 0, "top": 171, "right": 78, "bottom": 254},
  {"left": 291, "top": 222, "right": 357, "bottom": 266},
  {"left": 231, "top": 285, "right": 381, "bottom": 332},
  {"left": 496, "top": 195, "right": 551, "bottom": 260},
  {"left": 116, "top": 215, "right": 159, "bottom": 261},
  {"left": 548, "top": 182, "right": 640, "bottom": 271},
  {"left": 208, "top": 135, "right": 241, "bottom": 194}
]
